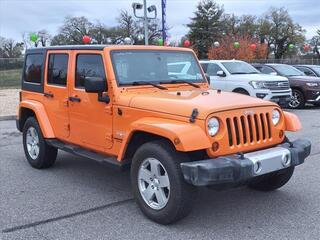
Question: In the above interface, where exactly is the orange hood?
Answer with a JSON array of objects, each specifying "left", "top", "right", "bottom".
[{"left": 123, "top": 89, "right": 276, "bottom": 119}]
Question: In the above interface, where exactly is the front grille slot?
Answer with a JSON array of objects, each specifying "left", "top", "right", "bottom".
[{"left": 226, "top": 112, "right": 272, "bottom": 147}]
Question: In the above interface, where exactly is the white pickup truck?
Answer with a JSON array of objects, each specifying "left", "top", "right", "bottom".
[{"left": 200, "top": 60, "right": 292, "bottom": 106}]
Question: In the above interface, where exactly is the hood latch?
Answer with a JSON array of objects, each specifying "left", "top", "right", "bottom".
[{"left": 189, "top": 108, "right": 199, "bottom": 123}]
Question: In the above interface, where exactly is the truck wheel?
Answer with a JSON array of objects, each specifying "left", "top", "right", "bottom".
[
  {"left": 289, "top": 89, "right": 305, "bottom": 109},
  {"left": 22, "top": 117, "right": 57, "bottom": 169},
  {"left": 248, "top": 167, "right": 294, "bottom": 191},
  {"left": 233, "top": 89, "right": 250, "bottom": 95},
  {"left": 131, "top": 140, "right": 197, "bottom": 224}
]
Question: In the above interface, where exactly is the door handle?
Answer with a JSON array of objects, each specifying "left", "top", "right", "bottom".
[
  {"left": 68, "top": 96, "right": 81, "bottom": 102},
  {"left": 44, "top": 92, "right": 54, "bottom": 98}
]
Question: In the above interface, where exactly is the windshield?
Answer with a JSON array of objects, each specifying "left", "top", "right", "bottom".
[
  {"left": 272, "top": 65, "right": 305, "bottom": 77},
  {"left": 111, "top": 50, "right": 205, "bottom": 85},
  {"left": 311, "top": 66, "right": 320, "bottom": 75},
  {"left": 222, "top": 61, "right": 259, "bottom": 74}
]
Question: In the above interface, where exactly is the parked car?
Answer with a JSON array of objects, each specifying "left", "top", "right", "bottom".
[
  {"left": 200, "top": 60, "right": 291, "bottom": 107},
  {"left": 252, "top": 63, "right": 320, "bottom": 108},
  {"left": 16, "top": 45, "right": 311, "bottom": 224},
  {"left": 294, "top": 65, "right": 320, "bottom": 77}
]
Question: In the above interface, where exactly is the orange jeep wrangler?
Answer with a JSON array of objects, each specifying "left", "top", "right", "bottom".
[{"left": 17, "top": 45, "right": 311, "bottom": 224}]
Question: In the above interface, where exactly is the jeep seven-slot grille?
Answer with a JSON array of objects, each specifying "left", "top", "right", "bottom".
[{"left": 226, "top": 113, "right": 272, "bottom": 147}]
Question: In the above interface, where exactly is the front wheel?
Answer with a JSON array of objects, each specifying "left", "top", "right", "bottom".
[
  {"left": 248, "top": 167, "right": 295, "bottom": 191},
  {"left": 131, "top": 140, "right": 197, "bottom": 224},
  {"left": 289, "top": 89, "right": 305, "bottom": 109}
]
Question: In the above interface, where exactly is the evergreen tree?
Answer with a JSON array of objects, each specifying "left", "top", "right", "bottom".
[{"left": 187, "top": 0, "right": 224, "bottom": 59}]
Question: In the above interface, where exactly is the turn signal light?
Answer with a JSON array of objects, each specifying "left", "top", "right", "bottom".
[{"left": 212, "top": 142, "right": 219, "bottom": 152}]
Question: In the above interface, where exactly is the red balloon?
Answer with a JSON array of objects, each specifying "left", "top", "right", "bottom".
[
  {"left": 303, "top": 44, "right": 310, "bottom": 51},
  {"left": 250, "top": 43, "right": 257, "bottom": 50},
  {"left": 82, "top": 35, "right": 91, "bottom": 44},
  {"left": 183, "top": 40, "right": 191, "bottom": 47}
]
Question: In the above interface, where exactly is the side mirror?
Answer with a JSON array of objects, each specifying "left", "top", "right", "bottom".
[
  {"left": 217, "top": 70, "right": 226, "bottom": 77},
  {"left": 84, "top": 77, "right": 106, "bottom": 93},
  {"left": 270, "top": 72, "right": 277, "bottom": 76},
  {"left": 205, "top": 74, "right": 210, "bottom": 84},
  {"left": 84, "top": 77, "right": 110, "bottom": 103}
]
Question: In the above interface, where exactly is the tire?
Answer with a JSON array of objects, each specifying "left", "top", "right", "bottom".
[
  {"left": 233, "top": 89, "right": 250, "bottom": 95},
  {"left": 289, "top": 89, "right": 305, "bottom": 109},
  {"left": 22, "top": 117, "right": 57, "bottom": 169},
  {"left": 130, "top": 140, "right": 197, "bottom": 224},
  {"left": 248, "top": 167, "right": 295, "bottom": 191}
]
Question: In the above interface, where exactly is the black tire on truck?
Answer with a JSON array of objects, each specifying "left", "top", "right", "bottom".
[
  {"left": 22, "top": 117, "right": 58, "bottom": 169},
  {"left": 130, "top": 140, "right": 197, "bottom": 224},
  {"left": 248, "top": 166, "right": 295, "bottom": 191},
  {"left": 233, "top": 88, "right": 250, "bottom": 95}
]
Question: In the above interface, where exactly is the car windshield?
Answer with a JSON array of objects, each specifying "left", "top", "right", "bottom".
[
  {"left": 111, "top": 50, "right": 205, "bottom": 86},
  {"left": 272, "top": 65, "right": 305, "bottom": 77},
  {"left": 310, "top": 66, "right": 320, "bottom": 75},
  {"left": 222, "top": 61, "right": 259, "bottom": 74}
]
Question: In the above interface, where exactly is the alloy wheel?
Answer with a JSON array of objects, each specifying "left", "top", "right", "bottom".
[
  {"left": 289, "top": 91, "right": 301, "bottom": 108},
  {"left": 138, "top": 158, "right": 170, "bottom": 210},
  {"left": 26, "top": 126, "right": 40, "bottom": 160}
]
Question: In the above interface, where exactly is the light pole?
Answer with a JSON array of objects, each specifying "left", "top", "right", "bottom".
[{"left": 132, "top": 1, "right": 157, "bottom": 45}]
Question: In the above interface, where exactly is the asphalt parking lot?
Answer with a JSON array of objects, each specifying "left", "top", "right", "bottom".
[{"left": 1, "top": 107, "right": 320, "bottom": 240}]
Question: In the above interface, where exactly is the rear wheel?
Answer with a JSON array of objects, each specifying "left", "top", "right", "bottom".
[
  {"left": 289, "top": 89, "right": 305, "bottom": 109},
  {"left": 23, "top": 117, "right": 57, "bottom": 169},
  {"left": 131, "top": 140, "right": 197, "bottom": 224},
  {"left": 248, "top": 167, "right": 295, "bottom": 191}
]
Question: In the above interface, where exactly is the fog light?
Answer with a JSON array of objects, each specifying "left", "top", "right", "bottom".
[
  {"left": 282, "top": 154, "right": 291, "bottom": 167},
  {"left": 256, "top": 93, "right": 267, "bottom": 99},
  {"left": 212, "top": 142, "right": 219, "bottom": 152},
  {"left": 254, "top": 161, "right": 262, "bottom": 174},
  {"left": 279, "top": 130, "right": 284, "bottom": 138}
]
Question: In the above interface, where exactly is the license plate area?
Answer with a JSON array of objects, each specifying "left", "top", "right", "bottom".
[{"left": 244, "top": 147, "right": 291, "bottom": 176}]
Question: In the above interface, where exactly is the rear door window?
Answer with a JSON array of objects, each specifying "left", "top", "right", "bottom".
[
  {"left": 47, "top": 54, "right": 69, "bottom": 86},
  {"left": 24, "top": 54, "right": 43, "bottom": 84}
]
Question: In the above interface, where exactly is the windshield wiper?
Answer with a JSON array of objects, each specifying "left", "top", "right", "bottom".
[
  {"left": 132, "top": 81, "right": 167, "bottom": 90},
  {"left": 161, "top": 80, "right": 201, "bottom": 88}
]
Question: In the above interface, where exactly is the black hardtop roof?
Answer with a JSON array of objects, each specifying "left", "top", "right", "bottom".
[{"left": 25, "top": 45, "right": 107, "bottom": 54}]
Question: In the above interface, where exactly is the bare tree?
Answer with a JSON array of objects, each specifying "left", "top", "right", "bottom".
[
  {"left": 257, "top": 8, "right": 305, "bottom": 59},
  {"left": 0, "top": 36, "right": 24, "bottom": 58}
]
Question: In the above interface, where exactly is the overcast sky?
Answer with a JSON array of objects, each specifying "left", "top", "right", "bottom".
[{"left": 0, "top": 0, "right": 319, "bottom": 42}]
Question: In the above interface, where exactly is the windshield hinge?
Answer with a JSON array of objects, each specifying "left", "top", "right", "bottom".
[{"left": 189, "top": 108, "right": 199, "bottom": 123}]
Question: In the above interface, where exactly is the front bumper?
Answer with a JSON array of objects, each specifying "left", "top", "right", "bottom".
[
  {"left": 306, "top": 91, "right": 320, "bottom": 103},
  {"left": 181, "top": 139, "right": 311, "bottom": 187},
  {"left": 255, "top": 89, "right": 292, "bottom": 105}
]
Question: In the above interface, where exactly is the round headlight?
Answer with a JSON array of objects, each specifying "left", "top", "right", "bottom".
[
  {"left": 208, "top": 117, "right": 220, "bottom": 136},
  {"left": 272, "top": 109, "right": 281, "bottom": 125}
]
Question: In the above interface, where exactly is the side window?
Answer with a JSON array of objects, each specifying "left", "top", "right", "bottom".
[
  {"left": 24, "top": 54, "right": 43, "bottom": 84},
  {"left": 206, "top": 63, "right": 223, "bottom": 76},
  {"left": 47, "top": 54, "right": 68, "bottom": 86},
  {"left": 200, "top": 63, "right": 208, "bottom": 72},
  {"left": 76, "top": 54, "right": 106, "bottom": 88},
  {"left": 297, "top": 67, "right": 316, "bottom": 77},
  {"left": 261, "top": 66, "right": 276, "bottom": 74}
]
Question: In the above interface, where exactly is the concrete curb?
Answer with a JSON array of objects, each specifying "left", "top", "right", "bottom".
[{"left": 0, "top": 115, "right": 16, "bottom": 121}]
